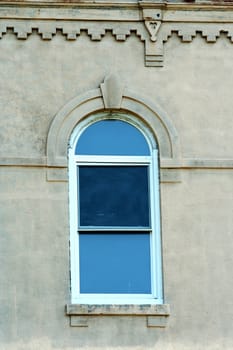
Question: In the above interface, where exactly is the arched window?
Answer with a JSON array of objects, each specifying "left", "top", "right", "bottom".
[{"left": 69, "top": 114, "right": 163, "bottom": 304}]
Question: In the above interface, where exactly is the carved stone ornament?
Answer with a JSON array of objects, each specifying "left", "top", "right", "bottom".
[
  {"left": 143, "top": 9, "right": 163, "bottom": 42},
  {"left": 100, "top": 73, "right": 124, "bottom": 109},
  {"left": 145, "top": 20, "right": 161, "bottom": 42}
]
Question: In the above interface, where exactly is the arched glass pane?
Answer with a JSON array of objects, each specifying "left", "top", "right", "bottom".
[{"left": 75, "top": 119, "right": 150, "bottom": 155}]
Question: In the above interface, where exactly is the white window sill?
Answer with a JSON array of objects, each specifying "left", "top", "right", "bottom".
[{"left": 66, "top": 304, "right": 170, "bottom": 328}]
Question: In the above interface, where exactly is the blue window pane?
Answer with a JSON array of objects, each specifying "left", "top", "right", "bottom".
[
  {"left": 79, "top": 233, "right": 151, "bottom": 294},
  {"left": 78, "top": 166, "right": 150, "bottom": 227},
  {"left": 75, "top": 120, "right": 150, "bottom": 155}
]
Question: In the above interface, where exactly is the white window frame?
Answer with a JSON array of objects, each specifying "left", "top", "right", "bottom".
[{"left": 68, "top": 114, "right": 163, "bottom": 305}]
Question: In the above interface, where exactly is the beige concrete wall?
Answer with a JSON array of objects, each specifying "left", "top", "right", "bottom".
[
  {"left": 0, "top": 5, "right": 233, "bottom": 350},
  {"left": 1, "top": 32, "right": 233, "bottom": 160}
]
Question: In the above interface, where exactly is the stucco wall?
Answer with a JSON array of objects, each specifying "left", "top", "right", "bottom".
[{"left": 0, "top": 3, "right": 233, "bottom": 350}]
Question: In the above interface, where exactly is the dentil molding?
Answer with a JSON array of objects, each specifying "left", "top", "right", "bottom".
[{"left": 0, "top": 2, "right": 233, "bottom": 66}]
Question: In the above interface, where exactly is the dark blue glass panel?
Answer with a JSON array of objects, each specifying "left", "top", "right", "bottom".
[
  {"left": 75, "top": 120, "right": 150, "bottom": 156},
  {"left": 78, "top": 166, "right": 150, "bottom": 227},
  {"left": 79, "top": 233, "right": 151, "bottom": 294}
]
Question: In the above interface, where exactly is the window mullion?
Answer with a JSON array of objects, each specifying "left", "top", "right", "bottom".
[{"left": 75, "top": 155, "right": 151, "bottom": 164}]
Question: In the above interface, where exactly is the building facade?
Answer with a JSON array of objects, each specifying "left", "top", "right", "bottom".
[{"left": 0, "top": 1, "right": 233, "bottom": 349}]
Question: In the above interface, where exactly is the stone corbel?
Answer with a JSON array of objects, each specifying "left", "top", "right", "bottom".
[{"left": 141, "top": 8, "right": 164, "bottom": 67}]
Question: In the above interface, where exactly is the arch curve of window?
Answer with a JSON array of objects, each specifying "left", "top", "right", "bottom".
[
  {"left": 46, "top": 88, "right": 181, "bottom": 174},
  {"left": 69, "top": 112, "right": 158, "bottom": 154}
]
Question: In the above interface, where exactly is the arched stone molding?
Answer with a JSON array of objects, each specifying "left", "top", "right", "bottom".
[
  {"left": 121, "top": 89, "right": 180, "bottom": 164},
  {"left": 46, "top": 87, "right": 181, "bottom": 182},
  {"left": 47, "top": 89, "right": 104, "bottom": 168}
]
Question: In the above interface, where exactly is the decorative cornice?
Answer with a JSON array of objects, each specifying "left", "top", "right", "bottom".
[
  {"left": 1, "top": 2, "right": 233, "bottom": 66},
  {"left": 0, "top": 20, "right": 233, "bottom": 67},
  {"left": 1, "top": 19, "right": 233, "bottom": 66},
  {"left": 2, "top": 3, "right": 233, "bottom": 21},
  {"left": 1, "top": 1, "right": 233, "bottom": 10}
]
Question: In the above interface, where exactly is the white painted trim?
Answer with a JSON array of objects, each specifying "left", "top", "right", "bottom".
[
  {"left": 71, "top": 296, "right": 164, "bottom": 305},
  {"left": 74, "top": 155, "right": 151, "bottom": 164},
  {"left": 69, "top": 148, "right": 80, "bottom": 300},
  {"left": 152, "top": 149, "right": 163, "bottom": 301}
]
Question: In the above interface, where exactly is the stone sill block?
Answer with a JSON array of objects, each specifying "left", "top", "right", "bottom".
[{"left": 66, "top": 304, "right": 170, "bottom": 327}]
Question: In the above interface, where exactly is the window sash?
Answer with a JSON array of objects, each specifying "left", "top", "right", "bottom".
[
  {"left": 79, "top": 232, "right": 152, "bottom": 294},
  {"left": 69, "top": 148, "right": 162, "bottom": 304},
  {"left": 77, "top": 163, "right": 151, "bottom": 229}
]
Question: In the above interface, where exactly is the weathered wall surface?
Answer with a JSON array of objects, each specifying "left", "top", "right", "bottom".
[{"left": 0, "top": 2, "right": 233, "bottom": 350}]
